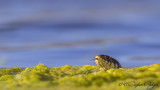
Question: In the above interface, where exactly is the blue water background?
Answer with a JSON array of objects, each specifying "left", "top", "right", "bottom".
[{"left": 0, "top": 0, "right": 160, "bottom": 68}]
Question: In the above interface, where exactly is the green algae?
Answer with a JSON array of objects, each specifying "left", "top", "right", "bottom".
[{"left": 0, "top": 64, "right": 160, "bottom": 90}]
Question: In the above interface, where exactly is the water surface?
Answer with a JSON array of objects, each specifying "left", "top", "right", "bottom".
[{"left": 0, "top": 0, "right": 160, "bottom": 68}]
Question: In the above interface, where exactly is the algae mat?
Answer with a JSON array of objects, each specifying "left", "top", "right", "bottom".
[{"left": 0, "top": 64, "right": 160, "bottom": 90}]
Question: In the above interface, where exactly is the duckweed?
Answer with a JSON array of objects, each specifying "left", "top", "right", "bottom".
[{"left": 0, "top": 64, "right": 160, "bottom": 90}]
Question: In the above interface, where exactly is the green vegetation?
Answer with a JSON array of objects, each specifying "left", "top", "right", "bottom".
[{"left": 0, "top": 64, "right": 160, "bottom": 90}]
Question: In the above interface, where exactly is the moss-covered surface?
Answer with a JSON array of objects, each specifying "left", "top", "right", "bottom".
[{"left": 0, "top": 64, "right": 160, "bottom": 90}]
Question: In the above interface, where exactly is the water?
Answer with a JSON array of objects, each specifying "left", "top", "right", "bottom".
[{"left": 0, "top": 0, "right": 160, "bottom": 68}]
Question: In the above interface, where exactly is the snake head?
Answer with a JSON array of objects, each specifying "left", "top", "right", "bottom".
[{"left": 95, "top": 55, "right": 122, "bottom": 70}]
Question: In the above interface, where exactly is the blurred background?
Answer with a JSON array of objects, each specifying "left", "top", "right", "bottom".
[{"left": 0, "top": 0, "right": 160, "bottom": 68}]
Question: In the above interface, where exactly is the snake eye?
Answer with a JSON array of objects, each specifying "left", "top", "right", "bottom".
[{"left": 95, "top": 58, "right": 99, "bottom": 60}]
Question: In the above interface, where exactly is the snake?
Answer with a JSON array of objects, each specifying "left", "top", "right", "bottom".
[{"left": 95, "top": 55, "right": 122, "bottom": 70}]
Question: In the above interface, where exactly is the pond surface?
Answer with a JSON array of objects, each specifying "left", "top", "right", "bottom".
[{"left": 0, "top": 0, "right": 160, "bottom": 68}]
